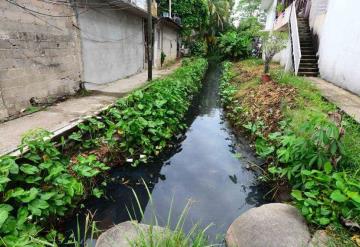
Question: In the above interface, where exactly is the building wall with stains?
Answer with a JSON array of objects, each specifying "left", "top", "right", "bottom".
[
  {"left": 0, "top": 0, "right": 82, "bottom": 120},
  {"left": 154, "top": 22, "right": 179, "bottom": 68},
  {"left": 76, "top": 0, "right": 145, "bottom": 84}
]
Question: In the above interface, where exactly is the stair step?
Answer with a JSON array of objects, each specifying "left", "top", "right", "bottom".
[
  {"left": 301, "top": 44, "right": 314, "bottom": 48},
  {"left": 301, "top": 49, "right": 315, "bottom": 52},
  {"left": 298, "top": 73, "right": 318, "bottom": 77},
  {"left": 301, "top": 51, "right": 316, "bottom": 55},
  {"left": 300, "top": 64, "right": 318, "bottom": 69},
  {"left": 301, "top": 59, "right": 318, "bottom": 63},
  {"left": 301, "top": 53, "right": 317, "bottom": 58},
  {"left": 300, "top": 62, "right": 318, "bottom": 65},
  {"left": 299, "top": 69, "right": 319, "bottom": 73}
]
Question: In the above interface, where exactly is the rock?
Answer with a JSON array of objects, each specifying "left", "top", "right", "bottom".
[
  {"left": 95, "top": 221, "right": 165, "bottom": 247},
  {"left": 308, "top": 230, "right": 331, "bottom": 247},
  {"left": 225, "top": 203, "right": 311, "bottom": 247}
]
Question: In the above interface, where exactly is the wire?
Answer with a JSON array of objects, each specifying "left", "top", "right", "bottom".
[
  {"left": 5, "top": 0, "right": 148, "bottom": 43},
  {"left": 5, "top": 0, "right": 89, "bottom": 17}
]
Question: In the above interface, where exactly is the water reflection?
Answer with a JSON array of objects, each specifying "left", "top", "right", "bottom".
[{"left": 63, "top": 62, "right": 267, "bottom": 245}]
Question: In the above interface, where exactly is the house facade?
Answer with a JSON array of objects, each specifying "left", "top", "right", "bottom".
[
  {"left": 154, "top": 17, "right": 181, "bottom": 68},
  {"left": 262, "top": 0, "right": 360, "bottom": 96},
  {"left": 0, "top": 0, "right": 174, "bottom": 121}
]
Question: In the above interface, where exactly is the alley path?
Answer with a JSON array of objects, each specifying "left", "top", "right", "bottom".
[
  {"left": 309, "top": 77, "right": 360, "bottom": 124},
  {"left": 0, "top": 63, "right": 180, "bottom": 156}
]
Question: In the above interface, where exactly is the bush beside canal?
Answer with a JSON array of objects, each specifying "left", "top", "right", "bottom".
[
  {"left": 0, "top": 58, "right": 208, "bottom": 246},
  {"left": 220, "top": 59, "right": 360, "bottom": 246}
]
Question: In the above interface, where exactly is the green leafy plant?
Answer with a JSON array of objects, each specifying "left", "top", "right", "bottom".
[
  {"left": 218, "top": 31, "right": 252, "bottom": 59},
  {"left": 161, "top": 51, "right": 166, "bottom": 68},
  {"left": 189, "top": 40, "right": 208, "bottom": 57},
  {"left": 219, "top": 60, "right": 360, "bottom": 231}
]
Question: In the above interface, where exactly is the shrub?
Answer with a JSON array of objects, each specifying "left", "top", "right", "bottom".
[
  {"left": 218, "top": 31, "right": 252, "bottom": 59},
  {"left": 189, "top": 40, "right": 208, "bottom": 56}
]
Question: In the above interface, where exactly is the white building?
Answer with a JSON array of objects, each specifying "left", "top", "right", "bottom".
[
  {"left": 154, "top": 17, "right": 181, "bottom": 68},
  {"left": 261, "top": 0, "right": 360, "bottom": 96}
]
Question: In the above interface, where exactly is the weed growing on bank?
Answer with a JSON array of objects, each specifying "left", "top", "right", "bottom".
[{"left": 220, "top": 60, "right": 360, "bottom": 246}]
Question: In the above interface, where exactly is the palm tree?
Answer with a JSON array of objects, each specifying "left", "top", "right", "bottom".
[{"left": 207, "top": 0, "right": 233, "bottom": 31}]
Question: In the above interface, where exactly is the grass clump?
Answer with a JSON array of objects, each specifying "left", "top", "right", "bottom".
[
  {"left": 220, "top": 59, "right": 360, "bottom": 246},
  {"left": 127, "top": 184, "right": 213, "bottom": 247}
]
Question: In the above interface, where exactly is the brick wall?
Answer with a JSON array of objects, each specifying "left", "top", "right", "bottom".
[{"left": 0, "top": 0, "right": 82, "bottom": 120}]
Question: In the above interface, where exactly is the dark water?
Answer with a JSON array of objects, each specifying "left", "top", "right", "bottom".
[{"left": 64, "top": 62, "right": 266, "bottom": 245}]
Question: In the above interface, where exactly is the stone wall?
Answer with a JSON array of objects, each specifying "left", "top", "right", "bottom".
[
  {"left": 76, "top": 0, "right": 145, "bottom": 84},
  {"left": 0, "top": 0, "right": 82, "bottom": 120}
]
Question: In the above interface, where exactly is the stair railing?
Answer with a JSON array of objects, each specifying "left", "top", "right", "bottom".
[{"left": 289, "top": 0, "right": 302, "bottom": 75}]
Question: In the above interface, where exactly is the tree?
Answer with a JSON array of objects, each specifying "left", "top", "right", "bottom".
[
  {"left": 261, "top": 32, "right": 288, "bottom": 74},
  {"left": 235, "top": 0, "right": 265, "bottom": 24},
  {"left": 157, "top": 0, "right": 209, "bottom": 38},
  {"left": 207, "top": 0, "right": 234, "bottom": 31}
]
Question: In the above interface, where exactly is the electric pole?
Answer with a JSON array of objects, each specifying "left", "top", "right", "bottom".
[
  {"left": 169, "top": 0, "right": 172, "bottom": 18},
  {"left": 147, "top": 0, "right": 153, "bottom": 81}
]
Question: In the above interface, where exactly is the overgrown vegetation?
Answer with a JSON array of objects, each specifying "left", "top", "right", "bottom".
[
  {"left": 0, "top": 58, "right": 208, "bottom": 246},
  {"left": 220, "top": 60, "right": 360, "bottom": 246}
]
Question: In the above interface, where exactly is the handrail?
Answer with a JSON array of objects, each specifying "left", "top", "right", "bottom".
[{"left": 289, "top": 0, "right": 301, "bottom": 75}]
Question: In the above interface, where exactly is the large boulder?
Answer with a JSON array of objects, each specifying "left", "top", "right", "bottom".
[
  {"left": 96, "top": 221, "right": 165, "bottom": 247},
  {"left": 226, "top": 203, "right": 311, "bottom": 247}
]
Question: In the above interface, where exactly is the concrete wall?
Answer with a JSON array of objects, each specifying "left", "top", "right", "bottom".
[
  {"left": 0, "top": 0, "right": 81, "bottom": 120},
  {"left": 154, "top": 23, "right": 178, "bottom": 68},
  {"left": 309, "top": 0, "right": 360, "bottom": 95},
  {"left": 77, "top": 1, "right": 145, "bottom": 84}
]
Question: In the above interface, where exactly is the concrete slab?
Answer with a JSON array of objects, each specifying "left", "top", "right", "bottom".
[
  {"left": 0, "top": 63, "right": 180, "bottom": 156},
  {"left": 309, "top": 77, "right": 360, "bottom": 124}
]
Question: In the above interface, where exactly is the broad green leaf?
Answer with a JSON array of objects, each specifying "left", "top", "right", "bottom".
[
  {"left": 0, "top": 204, "right": 13, "bottom": 212},
  {"left": 330, "top": 190, "right": 348, "bottom": 202},
  {"left": 20, "top": 164, "right": 39, "bottom": 175},
  {"left": 5, "top": 188, "right": 25, "bottom": 201},
  {"left": 30, "top": 199, "right": 49, "bottom": 210},
  {"left": 19, "top": 188, "right": 39, "bottom": 203},
  {"left": 291, "top": 190, "right": 303, "bottom": 201},
  {"left": 324, "top": 162, "right": 333, "bottom": 174},
  {"left": 319, "top": 217, "right": 330, "bottom": 225},
  {"left": 0, "top": 210, "right": 9, "bottom": 229},
  {"left": 304, "top": 181, "right": 315, "bottom": 189},
  {"left": 347, "top": 191, "right": 360, "bottom": 203},
  {"left": 0, "top": 176, "right": 10, "bottom": 184},
  {"left": 16, "top": 207, "right": 28, "bottom": 227}
]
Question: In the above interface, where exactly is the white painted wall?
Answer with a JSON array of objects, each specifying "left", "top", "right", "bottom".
[
  {"left": 310, "top": 0, "right": 360, "bottom": 95},
  {"left": 77, "top": 2, "right": 145, "bottom": 84}
]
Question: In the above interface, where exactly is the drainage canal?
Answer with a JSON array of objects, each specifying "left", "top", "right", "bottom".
[{"left": 63, "top": 61, "right": 267, "bottom": 244}]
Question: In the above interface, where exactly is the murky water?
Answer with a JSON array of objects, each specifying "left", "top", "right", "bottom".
[{"left": 64, "top": 62, "right": 266, "bottom": 245}]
